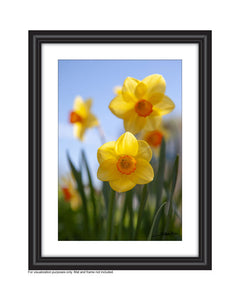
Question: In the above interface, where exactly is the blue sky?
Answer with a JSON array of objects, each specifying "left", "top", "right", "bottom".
[{"left": 58, "top": 60, "right": 182, "bottom": 187}]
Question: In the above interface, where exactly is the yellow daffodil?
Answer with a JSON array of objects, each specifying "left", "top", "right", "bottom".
[
  {"left": 109, "top": 74, "right": 175, "bottom": 134},
  {"left": 69, "top": 96, "right": 99, "bottom": 141},
  {"left": 61, "top": 175, "right": 82, "bottom": 211},
  {"left": 139, "top": 117, "right": 169, "bottom": 157},
  {"left": 97, "top": 132, "right": 154, "bottom": 192}
]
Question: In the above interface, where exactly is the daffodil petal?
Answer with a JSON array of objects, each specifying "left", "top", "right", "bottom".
[
  {"left": 123, "top": 113, "right": 146, "bottom": 135},
  {"left": 70, "top": 194, "right": 81, "bottom": 211},
  {"left": 85, "top": 113, "right": 99, "bottom": 128},
  {"left": 135, "top": 82, "right": 147, "bottom": 99},
  {"left": 122, "top": 77, "right": 139, "bottom": 103},
  {"left": 74, "top": 123, "right": 85, "bottom": 141},
  {"left": 136, "top": 140, "right": 152, "bottom": 162},
  {"left": 145, "top": 114, "right": 163, "bottom": 131},
  {"left": 150, "top": 106, "right": 163, "bottom": 117},
  {"left": 131, "top": 159, "right": 154, "bottom": 184},
  {"left": 97, "top": 159, "right": 119, "bottom": 181},
  {"left": 97, "top": 141, "right": 117, "bottom": 164},
  {"left": 142, "top": 74, "right": 166, "bottom": 99},
  {"left": 73, "top": 96, "right": 87, "bottom": 118},
  {"left": 109, "top": 177, "right": 136, "bottom": 193},
  {"left": 115, "top": 132, "right": 138, "bottom": 156},
  {"left": 122, "top": 77, "right": 140, "bottom": 94},
  {"left": 155, "top": 95, "right": 175, "bottom": 115},
  {"left": 144, "top": 116, "right": 162, "bottom": 131},
  {"left": 148, "top": 92, "right": 164, "bottom": 105},
  {"left": 85, "top": 98, "right": 92, "bottom": 111},
  {"left": 109, "top": 95, "right": 135, "bottom": 118}
]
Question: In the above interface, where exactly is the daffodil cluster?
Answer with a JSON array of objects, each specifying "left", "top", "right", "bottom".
[
  {"left": 96, "top": 74, "right": 175, "bottom": 192},
  {"left": 69, "top": 74, "right": 175, "bottom": 193}
]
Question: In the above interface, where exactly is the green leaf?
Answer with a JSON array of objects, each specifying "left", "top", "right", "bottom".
[
  {"left": 82, "top": 150, "right": 98, "bottom": 234},
  {"left": 118, "top": 194, "right": 128, "bottom": 240},
  {"left": 163, "top": 155, "right": 179, "bottom": 237},
  {"left": 147, "top": 202, "right": 167, "bottom": 240},
  {"left": 151, "top": 139, "right": 166, "bottom": 236},
  {"left": 106, "top": 189, "right": 116, "bottom": 240},
  {"left": 102, "top": 182, "right": 110, "bottom": 211},
  {"left": 67, "top": 152, "right": 89, "bottom": 235},
  {"left": 126, "top": 190, "right": 134, "bottom": 240},
  {"left": 134, "top": 185, "right": 148, "bottom": 240},
  {"left": 154, "top": 138, "right": 166, "bottom": 211},
  {"left": 172, "top": 201, "right": 182, "bottom": 221},
  {"left": 170, "top": 155, "right": 179, "bottom": 198}
]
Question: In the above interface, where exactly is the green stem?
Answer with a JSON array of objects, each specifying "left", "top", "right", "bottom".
[
  {"left": 155, "top": 138, "right": 166, "bottom": 212},
  {"left": 82, "top": 150, "right": 98, "bottom": 235},
  {"left": 67, "top": 153, "right": 89, "bottom": 236},
  {"left": 163, "top": 155, "right": 179, "bottom": 240},
  {"left": 106, "top": 189, "right": 115, "bottom": 240},
  {"left": 126, "top": 190, "right": 134, "bottom": 240},
  {"left": 134, "top": 185, "right": 148, "bottom": 240},
  {"left": 148, "top": 202, "right": 167, "bottom": 240},
  {"left": 118, "top": 194, "right": 128, "bottom": 240}
]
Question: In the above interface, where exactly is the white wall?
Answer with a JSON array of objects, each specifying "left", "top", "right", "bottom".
[{"left": 0, "top": 1, "right": 239, "bottom": 299}]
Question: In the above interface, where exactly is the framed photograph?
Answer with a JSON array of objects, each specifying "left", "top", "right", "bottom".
[{"left": 29, "top": 30, "right": 211, "bottom": 270}]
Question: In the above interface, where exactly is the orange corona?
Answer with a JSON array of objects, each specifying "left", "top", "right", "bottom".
[
  {"left": 62, "top": 187, "right": 72, "bottom": 201},
  {"left": 135, "top": 99, "right": 153, "bottom": 117},
  {"left": 69, "top": 111, "right": 83, "bottom": 123},
  {"left": 145, "top": 130, "right": 163, "bottom": 147},
  {"left": 116, "top": 155, "right": 137, "bottom": 175}
]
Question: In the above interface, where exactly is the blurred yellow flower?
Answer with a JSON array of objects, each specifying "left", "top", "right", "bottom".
[
  {"left": 69, "top": 96, "right": 99, "bottom": 141},
  {"left": 109, "top": 74, "right": 175, "bottom": 134},
  {"left": 61, "top": 175, "right": 82, "bottom": 211},
  {"left": 97, "top": 132, "right": 154, "bottom": 192},
  {"left": 139, "top": 118, "right": 169, "bottom": 157}
]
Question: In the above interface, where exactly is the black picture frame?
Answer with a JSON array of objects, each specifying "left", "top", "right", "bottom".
[{"left": 29, "top": 30, "right": 212, "bottom": 270}]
